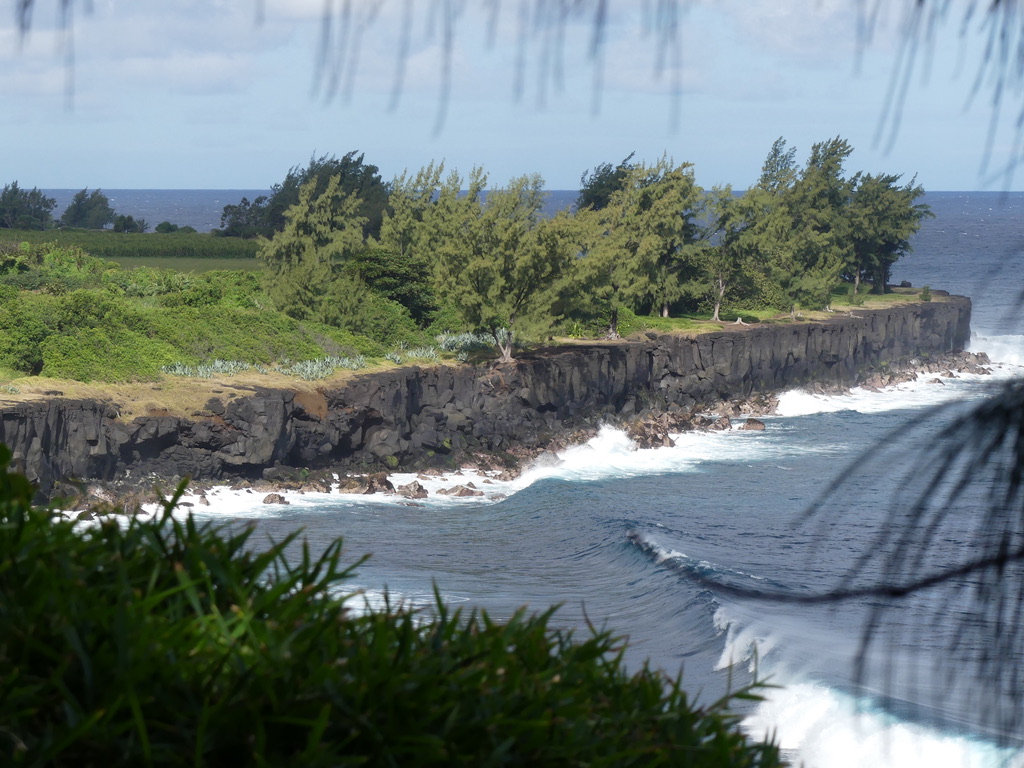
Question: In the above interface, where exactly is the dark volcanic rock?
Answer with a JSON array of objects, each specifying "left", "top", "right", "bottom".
[
  {"left": 0, "top": 299, "right": 974, "bottom": 500},
  {"left": 439, "top": 484, "right": 485, "bottom": 498},
  {"left": 741, "top": 418, "right": 766, "bottom": 431},
  {"left": 262, "top": 493, "right": 289, "bottom": 505},
  {"left": 364, "top": 473, "right": 396, "bottom": 495},
  {"left": 397, "top": 480, "right": 429, "bottom": 499}
]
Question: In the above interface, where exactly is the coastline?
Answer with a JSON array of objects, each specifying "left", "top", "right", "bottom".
[
  {"left": 73, "top": 344, "right": 989, "bottom": 525},
  {"left": 0, "top": 297, "right": 973, "bottom": 509}
]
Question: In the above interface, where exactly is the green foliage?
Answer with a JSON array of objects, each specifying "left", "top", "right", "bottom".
[
  {"left": 614, "top": 306, "right": 647, "bottom": 337},
  {"left": 2, "top": 228, "right": 259, "bottom": 260},
  {"left": 577, "top": 151, "right": 637, "bottom": 211},
  {"left": 160, "top": 359, "right": 254, "bottom": 378},
  {"left": 575, "top": 157, "right": 704, "bottom": 335},
  {"left": 920, "top": 284, "right": 932, "bottom": 301},
  {"left": 60, "top": 188, "right": 115, "bottom": 230},
  {"left": 345, "top": 247, "right": 437, "bottom": 326},
  {"left": 259, "top": 175, "right": 368, "bottom": 323},
  {"left": 141, "top": 305, "right": 382, "bottom": 365},
  {"left": 274, "top": 355, "right": 369, "bottom": 380},
  {"left": 316, "top": 271, "right": 426, "bottom": 348},
  {"left": 154, "top": 221, "right": 179, "bottom": 234},
  {"left": 423, "top": 300, "right": 466, "bottom": 337},
  {"left": 161, "top": 355, "right": 369, "bottom": 380},
  {"left": 433, "top": 172, "right": 578, "bottom": 360},
  {"left": 0, "top": 181, "right": 56, "bottom": 230},
  {"left": 847, "top": 172, "right": 931, "bottom": 294},
  {"left": 0, "top": 241, "right": 115, "bottom": 293},
  {"left": 221, "top": 151, "right": 389, "bottom": 240},
  {"left": 377, "top": 161, "right": 445, "bottom": 261},
  {"left": 0, "top": 290, "right": 53, "bottom": 374},
  {"left": 112, "top": 214, "right": 149, "bottom": 233},
  {"left": 559, "top": 306, "right": 647, "bottom": 339},
  {"left": 0, "top": 447, "right": 783, "bottom": 767},
  {"left": 217, "top": 195, "right": 270, "bottom": 238},
  {"left": 40, "top": 326, "right": 178, "bottom": 382}
]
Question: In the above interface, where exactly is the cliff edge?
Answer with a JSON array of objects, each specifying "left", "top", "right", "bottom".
[{"left": 0, "top": 297, "right": 972, "bottom": 499}]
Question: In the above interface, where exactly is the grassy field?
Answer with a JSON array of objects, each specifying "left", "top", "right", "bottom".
[
  {"left": 106, "top": 256, "right": 261, "bottom": 272},
  {"left": 0, "top": 228, "right": 258, "bottom": 260}
]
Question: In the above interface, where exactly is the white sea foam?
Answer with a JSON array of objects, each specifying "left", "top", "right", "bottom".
[
  {"left": 774, "top": 368, "right": 1018, "bottom": 419},
  {"left": 745, "top": 679, "right": 1024, "bottom": 768},
  {"left": 713, "top": 607, "right": 1024, "bottom": 768},
  {"left": 970, "top": 331, "right": 1024, "bottom": 368}
]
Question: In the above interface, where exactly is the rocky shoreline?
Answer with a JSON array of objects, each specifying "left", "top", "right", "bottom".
[
  {"left": 66, "top": 347, "right": 991, "bottom": 519},
  {"left": 0, "top": 298, "right": 974, "bottom": 511}
]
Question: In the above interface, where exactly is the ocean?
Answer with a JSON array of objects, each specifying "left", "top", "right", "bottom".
[{"left": 116, "top": 190, "right": 1024, "bottom": 766}]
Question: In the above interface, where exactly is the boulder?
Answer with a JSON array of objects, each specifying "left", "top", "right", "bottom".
[
  {"left": 438, "top": 484, "right": 485, "bottom": 497},
  {"left": 397, "top": 480, "right": 429, "bottom": 500},
  {"left": 364, "top": 473, "right": 396, "bottom": 495},
  {"left": 741, "top": 418, "right": 766, "bottom": 431},
  {"left": 262, "top": 493, "right": 289, "bottom": 505}
]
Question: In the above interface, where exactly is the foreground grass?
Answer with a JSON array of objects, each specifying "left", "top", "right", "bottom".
[{"left": 0, "top": 446, "right": 783, "bottom": 767}]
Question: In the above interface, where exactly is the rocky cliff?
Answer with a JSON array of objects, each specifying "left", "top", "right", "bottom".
[{"left": 0, "top": 298, "right": 971, "bottom": 499}]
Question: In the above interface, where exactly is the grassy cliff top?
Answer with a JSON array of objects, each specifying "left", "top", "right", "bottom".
[{"left": 0, "top": 291, "right": 949, "bottom": 421}]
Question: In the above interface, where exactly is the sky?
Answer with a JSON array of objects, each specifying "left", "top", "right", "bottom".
[{"left": 1, "top": 0, "right": 1019, "bottom": 192}]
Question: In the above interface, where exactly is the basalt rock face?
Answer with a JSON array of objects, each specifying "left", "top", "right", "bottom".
[{"left": 0, "top": 298, "right": 971, "bottom": 499}]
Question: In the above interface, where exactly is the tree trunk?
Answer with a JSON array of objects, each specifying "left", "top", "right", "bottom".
[
  {"left": 493, "top": 329, "right": 514, "bottom": 363},
  {"left": 712, "top": 276, "right": 725, "bottom": 322},
  {"left": 661, "top": 302, "right": 669, "bottom": 318},
  {"left": 606, "top": 307, "right": 620, "bottom": 339}
]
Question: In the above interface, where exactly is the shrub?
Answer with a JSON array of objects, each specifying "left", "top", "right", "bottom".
[
  {"left": 0, "top": 446, "right": 783, "bottom": 767},
  {"left": 920, "top": 285, "right": 932, "bottom": 302},
  {"left": 0, "top": 292, "right": 54, "bottom": 374},
  {"left": 40, "top": 327, "right": 178, "bottom": 382},
  {"left": 437, "top": 331, "right": 494, "bottom": 353}
]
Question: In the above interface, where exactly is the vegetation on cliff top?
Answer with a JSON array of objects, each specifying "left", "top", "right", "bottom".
[
  {"left": 0, "top": 445, "right": 783, "bottom": 766},
  {"left": 0, "top": 137, "right": 931, "bottom": 388}
]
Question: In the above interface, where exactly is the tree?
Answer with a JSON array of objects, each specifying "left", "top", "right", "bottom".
[
  {"left": 377, "top": 161, "right": 445, "bottom": 261},
  {"left": 576, "top": 152, "right": 636, "bottom": 211},
  {"left": 60, "top": 188, "right": 114, "bottom": 230},
  {"left": 847, "top": 172, "right": 931, "bottom": 294},
  {"left": 344, "top": 248, "right": 436, "bottom": 327},
  {"left": 433, "top": 173, "right": 577, "bottom": 362},
  {"left": 757, "top": 137, "right": 799, "bottom": 194},
  {"left": 575, "top": 158, "right": 704, "bottom": 336},
  {"left": 155, "top": 221, "right": 179, "bottom": 233},
  {"left": 779, "top": 136, "right": 854, "bottom": 313},
  {"left": 218, "top": 195, "right": 269, "bottom": 238},
  {"left": 112, "top": 214, "right": 148, "bottom": 233},
  {"left": 258, "top": 175, "right": 367, "bottom": 322},
  {"left": 223, "top": 153, "right": 389, "bottom": 241},
  {"left": 703, "top": 186, "right": 752, "bottom": 323},
  {"left": 0, "top": 182, "right": 56, "bottom": 230},
  {"left": 743, "top": 137, "right": 852, "bottom": 318}
]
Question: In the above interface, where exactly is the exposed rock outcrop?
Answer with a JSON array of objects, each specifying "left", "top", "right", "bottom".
[{"left": 0, "top": 299, "right": 973, "bottom": 500}]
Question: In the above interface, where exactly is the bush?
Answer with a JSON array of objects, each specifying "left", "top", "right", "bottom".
[
  {"left": 0, "top": 292, "right": 54, "bottom": 374},
  {"left": 40, "top": 327, "right": 178, "bottom": 382},
  {"left": 0, "top": 446, "right": 783, "bottom": 767},
  {"left": 920, "top": 285, "right": 932, "bottom": 302}
]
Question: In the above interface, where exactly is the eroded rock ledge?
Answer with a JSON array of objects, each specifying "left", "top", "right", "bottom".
[{"left": 0, "top": 298, "right": 972, "bottom": 502}]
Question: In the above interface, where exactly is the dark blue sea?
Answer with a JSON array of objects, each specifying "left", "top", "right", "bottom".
[{"left": 120, "top": 190, "right": 1024, "bottom": 766}]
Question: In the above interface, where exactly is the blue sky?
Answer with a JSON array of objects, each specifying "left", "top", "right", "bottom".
[{"left": 0, "top": 0, "right": 1016, "bottom": 191}]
